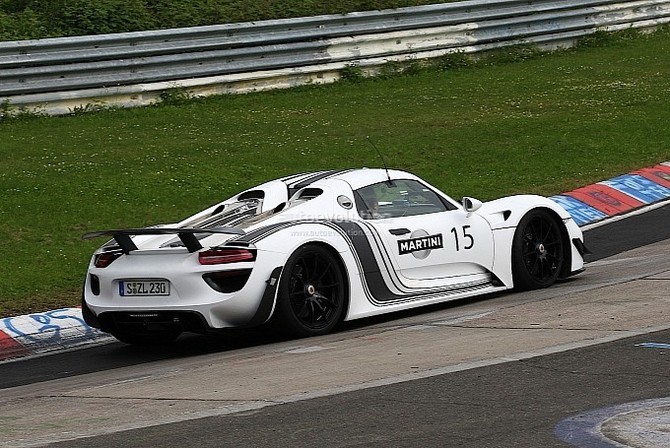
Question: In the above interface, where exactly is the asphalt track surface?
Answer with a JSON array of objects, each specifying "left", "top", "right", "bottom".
[
  {"left": 1, "top": 204, "right": 669, "bottom": 447},
  {"left": 47, "top": 330, "right": 670, "bottom": 448}
]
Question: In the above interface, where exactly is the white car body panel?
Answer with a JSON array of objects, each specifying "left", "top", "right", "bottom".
[{"left": 82, "top": 168, "right": 586, "bottom": 337}]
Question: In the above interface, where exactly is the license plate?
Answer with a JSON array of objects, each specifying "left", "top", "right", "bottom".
[{"left": 119, "top": 280, "right": 170, "bottom": 297}]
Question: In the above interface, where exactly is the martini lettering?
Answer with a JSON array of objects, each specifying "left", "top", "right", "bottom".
[{"left": 398, "top": 234, "right": 443, "bottom": 255}]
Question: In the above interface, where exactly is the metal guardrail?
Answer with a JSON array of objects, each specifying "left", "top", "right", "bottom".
[{"left": 1, "top": 0, "right": 669, "bottom": 115}]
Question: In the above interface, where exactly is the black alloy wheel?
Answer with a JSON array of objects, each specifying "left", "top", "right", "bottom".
[
  {"left": 274, "top": 244, "right": 346, "bottom": 337},
  {"left": 512, "top": 209, "right": 565, "bottom": 290}
]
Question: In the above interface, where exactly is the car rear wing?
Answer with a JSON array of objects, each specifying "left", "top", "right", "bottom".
[{"left": 83, "top": 227, "right": 245, "bottom": 254}]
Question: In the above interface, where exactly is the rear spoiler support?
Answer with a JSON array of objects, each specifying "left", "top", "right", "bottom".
[{"left": 83, "top": 227, "right": 245, "bottom": 254}]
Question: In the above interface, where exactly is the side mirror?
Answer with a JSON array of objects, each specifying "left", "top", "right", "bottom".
[{"left": 462, "top": 197, "right": 482, "bottom": 213}]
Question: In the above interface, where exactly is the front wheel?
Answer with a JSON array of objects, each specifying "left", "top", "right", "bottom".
[
  {"left": 273, "top": 244, "right": 346, "bottom": 337},
  {"left": 512, "top": 209, "right": 565, "bottom": 290}
]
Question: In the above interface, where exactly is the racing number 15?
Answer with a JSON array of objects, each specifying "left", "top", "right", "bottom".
[{"left": 450, "top": 225, "right": 474, "bottom": 251}]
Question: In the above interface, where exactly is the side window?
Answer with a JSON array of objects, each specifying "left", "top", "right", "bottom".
[{"left": 355, "top": 180, "right": 450, "bottom": 219}]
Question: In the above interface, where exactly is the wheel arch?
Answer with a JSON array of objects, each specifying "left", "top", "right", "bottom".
[
  {"left": 251, "top": 221, "right": 357, "bottom": 330},
  {"left": 515, "top": 206, "right": 573, "bottom": 281},
  {"left": 533, "top": 206, "right": 573, "bottom": 278},
  {"left": 291, "top": 241, "right": 352, "bottom": 325},
  {"left": 264, "top": 238, "right": 353, "bottom": 336}
]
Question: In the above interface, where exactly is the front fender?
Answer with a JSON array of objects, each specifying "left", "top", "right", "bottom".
[
  {"left": 475, "top": 195, "right": 584, "bottom": 287},
  {"left": 476, "top": 195, "right": 572, "bottom": 230}
]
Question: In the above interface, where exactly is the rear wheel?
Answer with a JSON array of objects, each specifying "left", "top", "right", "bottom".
[
  {"left": 512, "top": 209, "right": 565, "bottom": 290},
  {"left": 273, "top": 244, "right": 346, "bottom": 337}
]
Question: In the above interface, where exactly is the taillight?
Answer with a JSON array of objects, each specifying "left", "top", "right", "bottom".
[
  {"left": 94, "top": 252, "right": 122, "bottom": 268},
  {"left": 198, "top": 248, "right": 256, "bottom": 265}
]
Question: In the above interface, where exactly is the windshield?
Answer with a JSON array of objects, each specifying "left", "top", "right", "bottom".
[{"left": 355, "top": 179, "right": 451, "bottom": 219}]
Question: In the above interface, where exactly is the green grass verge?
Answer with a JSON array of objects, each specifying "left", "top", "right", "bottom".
[
  {"left": 1, "top": 29, "right": 669, "bottom": 316},
  {"left": 0, "top": 0, "right": 457, "bottom": 41}
]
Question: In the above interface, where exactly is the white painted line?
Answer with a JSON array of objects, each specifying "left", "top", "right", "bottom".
[{"left": 581, "top": 198, "right": 670, "bottom": 231}]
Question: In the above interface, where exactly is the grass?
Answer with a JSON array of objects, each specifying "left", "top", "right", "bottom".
[
  {"left": 0, "top": 0, "right": 459, "bottom": 40},
  {"left": 1, "top": 28, "right": 669, "bottom": 317}
]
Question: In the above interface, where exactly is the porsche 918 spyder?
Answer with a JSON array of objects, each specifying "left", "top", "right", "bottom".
[{"left": 82, "top": 168, "right": 586, "bottom": 344}]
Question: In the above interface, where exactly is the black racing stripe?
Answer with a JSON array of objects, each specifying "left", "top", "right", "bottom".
[
  {"left": 237, "top": 219, "right": 489, "bottom": 306},
  {"left": 286, "top": 169, "right": 349, "bottom": 197},
  {"left": 331, "top": 221, "right": 492, "bottom": 304},
  {"left": 356, "top": 221, "right": 410, "bottom": 294},
  {"left": 232, "top": 218, "right": 403, "bottom": 302},
  {"left": 331, "top": 221, "right": 404, "bottom": 302},
  {"left": 279, "top": 172, "right": 311, "bottom": 184},
  {"left": 232, "top": 222, "right": 290, "bottom": 244}
]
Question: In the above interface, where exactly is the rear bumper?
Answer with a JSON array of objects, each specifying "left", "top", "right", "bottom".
[{"left": 97, "top": 310, "right": 211, "bottom": 335}]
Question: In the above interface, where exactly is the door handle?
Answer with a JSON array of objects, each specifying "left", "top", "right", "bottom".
[{"left": 389, "top": 228, "right": 411, "bottom": 236}]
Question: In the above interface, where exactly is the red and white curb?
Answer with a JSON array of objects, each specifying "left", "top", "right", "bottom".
[
  {"left": 0, "top": 308, "right": 113, "bottom": 362},
  {"left": 1, "top": 161, "right": 669, "bottom": 362},
  {"left": 551, "top": 162, "right": 670, "bottom": 227}
]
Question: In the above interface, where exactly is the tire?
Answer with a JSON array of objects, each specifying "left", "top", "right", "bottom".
[
  {"left": 512, "top": 209, "right": 565, "bottom": 290},
  {"left": 273, "top": 244, "right": 346, "bottom": 337},
  {"left": 111, "top": 329, "right": 181, "bottom": 345}
]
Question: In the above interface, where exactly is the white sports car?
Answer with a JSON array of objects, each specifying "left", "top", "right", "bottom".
[{"left": 82, "top": 168, "right": 586, "bottom": 344}]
